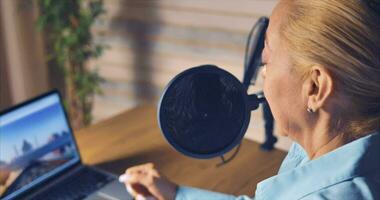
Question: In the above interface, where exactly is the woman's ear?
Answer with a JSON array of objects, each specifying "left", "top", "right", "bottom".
[{"left": 303, "top": 66, "right": 334, "bottom": 112}]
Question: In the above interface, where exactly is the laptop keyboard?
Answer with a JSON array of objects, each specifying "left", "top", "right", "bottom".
[
  {"left": 30, "top": 167, "right": 115, "bottom": 200},
  {"left": 4, "top": 161, "right": 62, "bottom": 196}
]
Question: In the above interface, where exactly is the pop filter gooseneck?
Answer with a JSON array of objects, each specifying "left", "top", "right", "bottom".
[
  {"left": 217, "top": 16, "right": 269, "bottom": 164},
  {"left": 243, "top": 17, "right": 269, "bottom": 90}
]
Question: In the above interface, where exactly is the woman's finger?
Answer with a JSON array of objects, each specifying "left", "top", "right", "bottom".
[
  {"left": 125, "top": 163, "right": 154, "bottom": 175},
  {"left": 131, "top": 183, "right": 152, "bottom": 196},
  {"left": 129, "top": 171, "right": 155, "bottom": 187},
  {"left": 126, "top": 184, "right": 137, "bottom": 197},
  {"left": 135, "top": 194, "right": 157, "bottom": 200},
  {"left": 120, "top": 173, "right": 152, "bottom": 197},
  {"left": 121, "top": 169, "right": 154, "bottom": 197},
  {"left": 121, "top": 163, "right": 177, "bottom": 200},
  {"left": 123, "top": 166, "right": 160, "bottom": 187}
]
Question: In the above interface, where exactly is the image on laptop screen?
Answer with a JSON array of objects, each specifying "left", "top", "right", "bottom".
[{"left": 0, "top": 92, "right": 80, "bottom": 199}]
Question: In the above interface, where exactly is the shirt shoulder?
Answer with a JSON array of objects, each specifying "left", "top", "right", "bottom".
[
  {"left": 301, "top": 171, "right": 380, "bottom": 200},
  {"left": 278, "top": 142, "right": 308, "bottom": 174}
]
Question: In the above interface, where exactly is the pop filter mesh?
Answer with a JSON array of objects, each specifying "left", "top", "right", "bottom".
[{"left": 159, "top": 66, "right": 247, "bottom": 156}]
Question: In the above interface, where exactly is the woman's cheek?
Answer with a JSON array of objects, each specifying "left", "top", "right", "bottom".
[
  {"left": 262, "top": 69, "right": 285, "bottom": 133},
  {"left": 263, "top": 75, "right": 277, "bottom": 118},
  {"left": 262, "top": 66, "right": 274, "bottom": 103}
]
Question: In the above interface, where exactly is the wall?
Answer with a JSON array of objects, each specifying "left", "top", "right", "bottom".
[
  {"left": 90, "top": 0, "right": 292, "bottom": 150},
  {"left": 0, "top": 0, "right": 49, "bottom": 109}
]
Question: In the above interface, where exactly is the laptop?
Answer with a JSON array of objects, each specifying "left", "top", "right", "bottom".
[{"left": 0, "top": 90, "right": 133, "bottom": 200}]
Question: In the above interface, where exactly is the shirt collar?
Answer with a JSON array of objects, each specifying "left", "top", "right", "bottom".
[{"left": 255, "top": 131, "right": 380, "bottom": 200}]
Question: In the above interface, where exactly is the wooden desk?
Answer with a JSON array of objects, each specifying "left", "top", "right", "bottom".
[{"left": 75, "top": 104, "right": 286, "bottom": 196}]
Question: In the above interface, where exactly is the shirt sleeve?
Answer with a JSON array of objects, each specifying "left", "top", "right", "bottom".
[{"left": 175, "top": 186, "right": 254, "bottom": 200}]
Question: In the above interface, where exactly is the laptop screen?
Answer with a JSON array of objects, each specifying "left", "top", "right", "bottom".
[{"left": 0, "top": 92, "right": 81, "bottom": 199}]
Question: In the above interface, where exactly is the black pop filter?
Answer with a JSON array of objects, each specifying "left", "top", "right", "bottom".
[
  {"left": 158, "top": 17, "right": 268, "bottom": 159},
  {"left": 158, "top": 65, "right": 264, "bottom": 159}
]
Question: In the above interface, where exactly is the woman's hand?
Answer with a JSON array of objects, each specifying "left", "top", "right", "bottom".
[
  {"left": 0, "top": 167, "right": 10, "bottom": 185},
  {"left": 120, "top": 163, "right": 178, "bottom": 200}
]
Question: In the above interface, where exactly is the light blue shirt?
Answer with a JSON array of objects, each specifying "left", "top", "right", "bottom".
[{"left": 175, "top": 132, "right": 380, "bottom": 200}]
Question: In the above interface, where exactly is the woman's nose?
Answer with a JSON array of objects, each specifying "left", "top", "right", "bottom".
[{"left": 261, "top": 65, "right": 267, "bottom": 79}]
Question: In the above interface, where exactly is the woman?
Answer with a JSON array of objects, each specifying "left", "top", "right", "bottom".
[{"left": 120, "top": 0, "right": 380, "bottom": 199}]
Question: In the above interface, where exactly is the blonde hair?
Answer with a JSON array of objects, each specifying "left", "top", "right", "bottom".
[{"left": 281, "top": 0, "right": 380, "bottom": 139}]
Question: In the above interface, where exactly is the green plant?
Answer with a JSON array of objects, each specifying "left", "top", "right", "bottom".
[{"left": 34, "top": 0, "right": 105, "bottom": 129}]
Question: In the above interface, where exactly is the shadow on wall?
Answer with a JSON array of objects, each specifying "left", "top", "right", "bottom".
[{"left": 111, "top": 1, "right": 162, "bottom": 102}]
